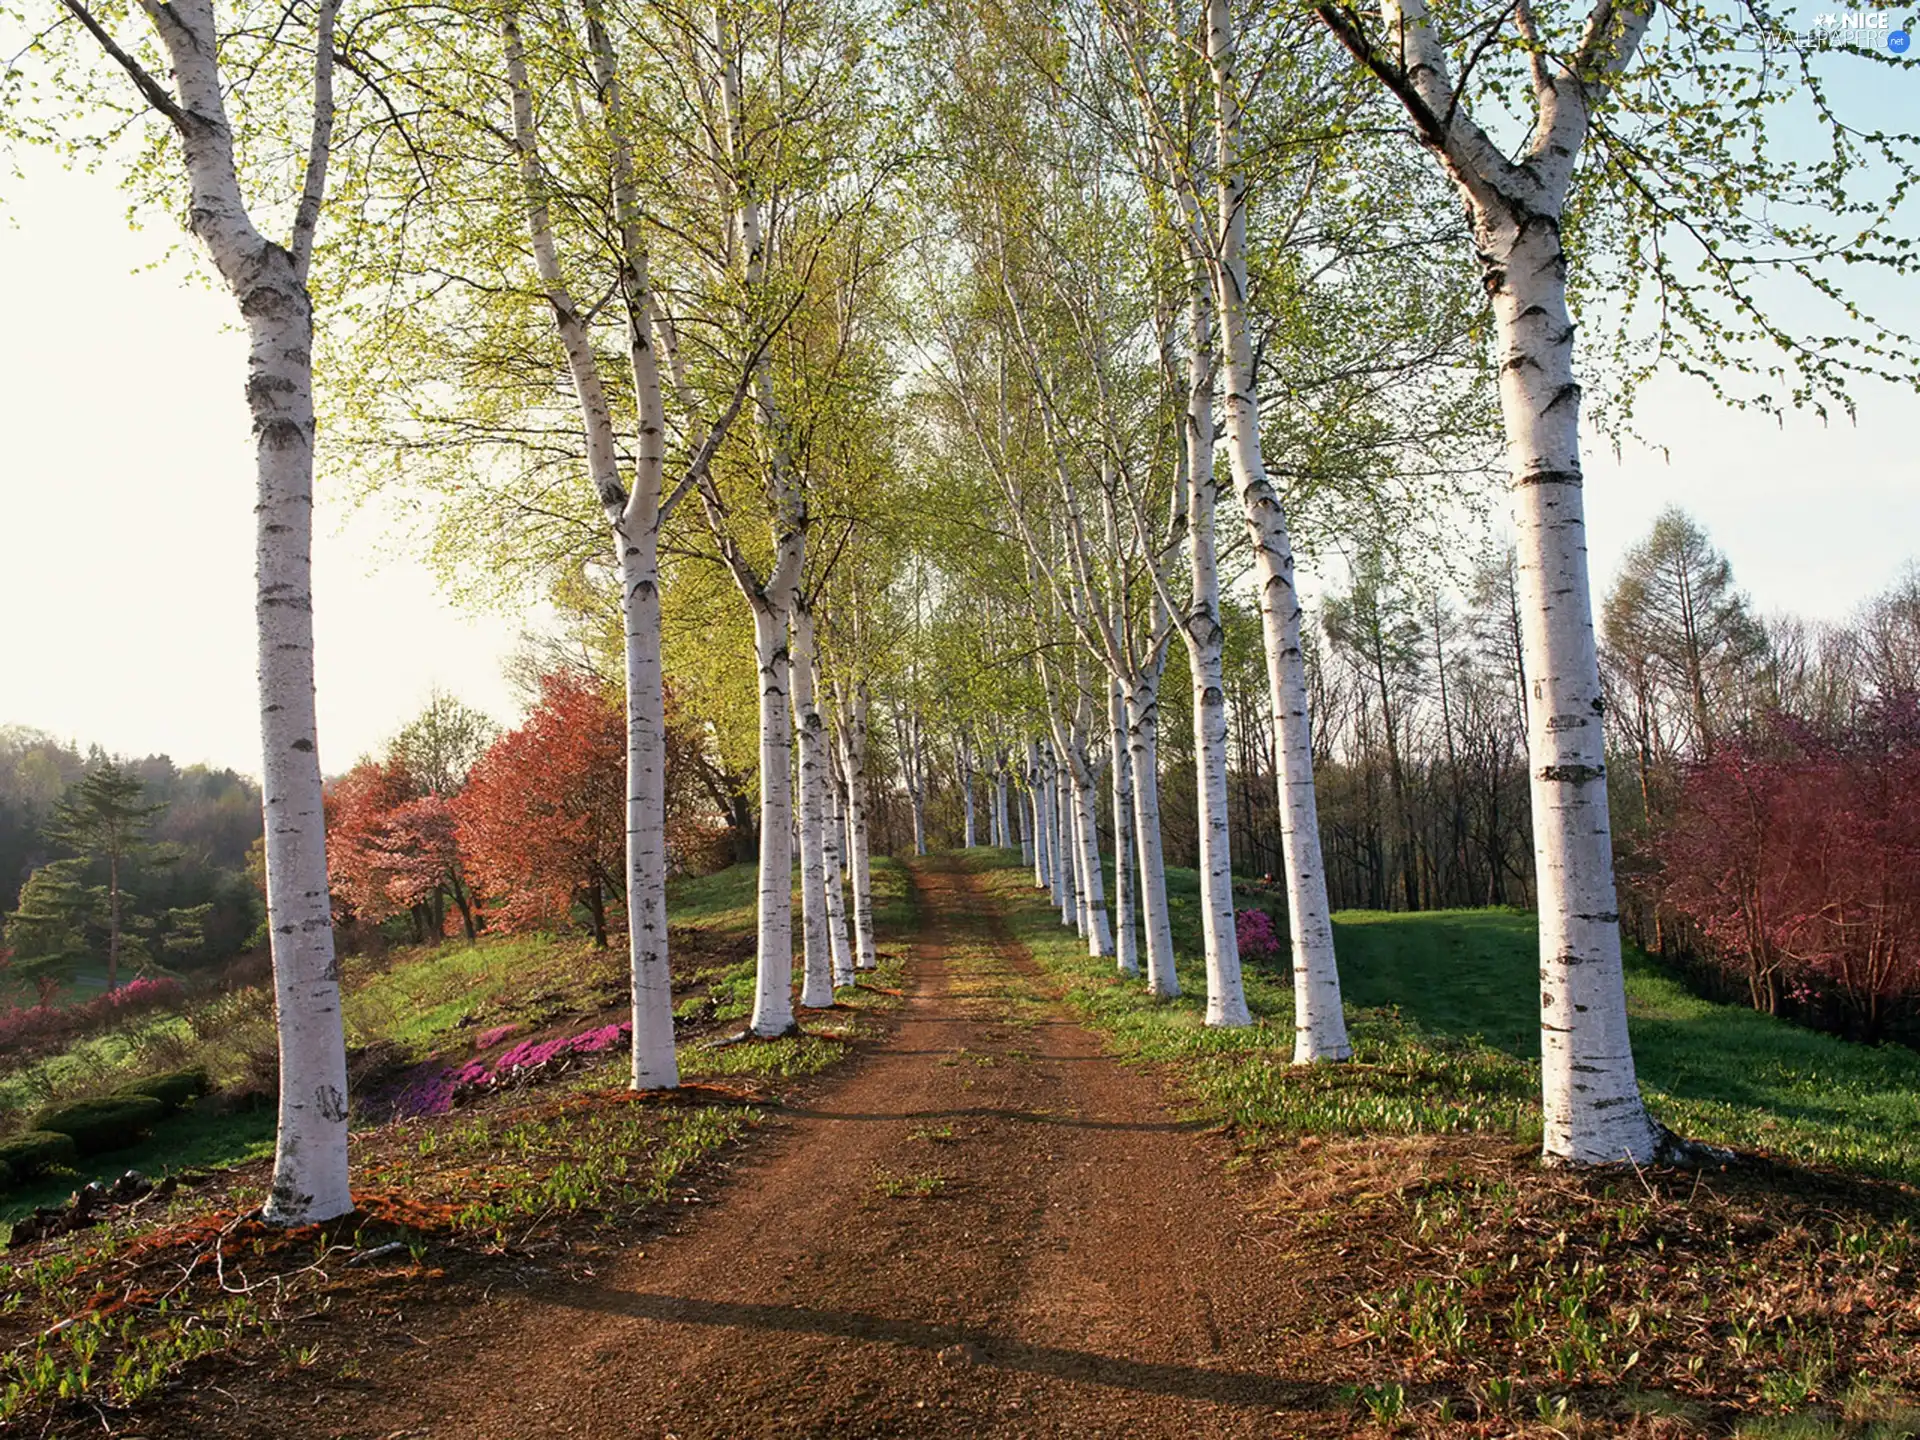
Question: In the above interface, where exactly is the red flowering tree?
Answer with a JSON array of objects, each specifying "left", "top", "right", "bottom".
[
  {"left": 1659, "top": 702, "right": 1920, "bottom": 1036},
  {"left": 326, "top": 761, "right": 478, "bottom": 942},
  {"left": 455, "top": 673, "right": 626, "bottom": 946}
]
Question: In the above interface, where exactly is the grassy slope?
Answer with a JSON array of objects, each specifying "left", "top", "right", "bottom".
[
  {"left": 980, "top": 849, "right": 1920, "bottom": 1437},
  {"left": 1001, "top": 855, "right": 1920, "bottom": 1184},
  {"left": 0, "top": 859, "right": 914, "bottom": 1426},
  {"left": 1, "top": 860, "right": 911, "bottom": 1229}
]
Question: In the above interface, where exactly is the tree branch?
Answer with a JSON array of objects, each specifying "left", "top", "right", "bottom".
[{"left": 60, "top": 0, "right": 188, "bottom": 130}]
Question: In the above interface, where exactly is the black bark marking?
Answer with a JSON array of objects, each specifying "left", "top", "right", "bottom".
[
  {"left": 1513, "top": 468, "right": 1583, "bottom": 487},
  {"left": 1540, "top": 762, "right": 1605, "bottom": 784}
]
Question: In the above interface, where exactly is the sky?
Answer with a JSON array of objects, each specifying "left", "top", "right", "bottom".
[
  {"left": 0, "top": 153, "right": 529, "bottom": 777},
  {"left": 0, "top": 134, "right": 1914, "bottom": 778}
]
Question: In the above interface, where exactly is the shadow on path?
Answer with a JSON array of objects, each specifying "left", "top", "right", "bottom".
[{"left": 536, "top": 1286, "right": 1325, "bottom": 1412}]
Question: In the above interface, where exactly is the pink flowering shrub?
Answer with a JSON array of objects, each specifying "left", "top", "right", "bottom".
[
  {"left": 0, "top": 976, "right": 187, "bottom": 1056},
  {"left": 473, "top": 1023, "right": 520, "bottom": 1052},
  {"left": 375, "top": 1019, "right": 633, "bottom": 1120},
  {"left": 1235, "top": 909, "right": 1283, "bottom": 964}
]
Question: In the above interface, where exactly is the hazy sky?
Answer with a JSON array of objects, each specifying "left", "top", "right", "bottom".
[{"left": 0, "top": 142, "right": 1913, "bottom": 777}]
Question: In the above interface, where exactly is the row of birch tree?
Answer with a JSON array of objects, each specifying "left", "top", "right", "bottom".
[{"left": 10, "top": 0, "right": 1914, "bottom": 1217}]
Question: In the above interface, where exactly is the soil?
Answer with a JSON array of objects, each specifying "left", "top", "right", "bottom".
[{"left": 177, "top": 855, "right": 1343, "bottom": 1439}]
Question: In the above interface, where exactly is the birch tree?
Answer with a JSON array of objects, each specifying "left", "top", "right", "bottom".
[
  {"left": 9, "top": 0, "right": 362, "bottom": 1219},
  {"left": 497, "top": 4, "right": 759, "bottom": 1087},
  {"left": 1314, "top": 0, "right": 1919, "bottom": 1160}
]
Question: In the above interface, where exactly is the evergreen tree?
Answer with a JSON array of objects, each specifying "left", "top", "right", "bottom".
[
  {"left": 43, "top": 760, "right": 165, "bottom": 991},
  {"left": 3, "top": 860, "right": 101, "bottom": 989}
]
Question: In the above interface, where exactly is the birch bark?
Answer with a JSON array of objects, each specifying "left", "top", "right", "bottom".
[
  {"left": 748, "top": 603, "right": 798, "bottom": 1034},
  {"left": 835, "top": 680, "right": 878, "bottom": 970},
  {"left": 823, "top": 732, "right": 855, "bottom": 988},
  {"left": 505, "top": 12, "right": 689, "bottom": 1088},
  {"left": 1052, "top": 752, "right": 1075, "bottom": 923},
  {"left": 701, "top": 2, "right": 808, "bottom": 1036},
  {"left": 79, "top": 0, "right": 354, "bottom": 1221},
  {"left": 1178, "top": 264, "right": 1250, "bottom": 1027},
  {"left": 791, "top": 603, "right": 833, "bottom": 1008},
  {"left": 1068, "top": 739, "right": 1114, "bottom": 957},
  {"left": 1125, "top": 671, "right": 1179, "bottom": 997},
  {"left": 1108, "top": 678, "right": 1139, "bottom": 977},
  {"left": 1028, "top": 741, "right": 1050, "bottom": 887},
  {"left": 1316, "top": 0, "right": 1661, "bottom": 1155},
  {"left": 959, "top": 737, "right": 977, "bottom": 847},
  {"left": 1205, "top": 0, "right": 1349, "bottom": 1057}
]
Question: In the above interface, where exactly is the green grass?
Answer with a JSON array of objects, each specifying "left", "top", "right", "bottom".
[
  {"left": 981, "top": 853, "right": 1920, "bottom": 1185},
  {"left": 0, "top": 1107, "right": 278, "bottom": 1220},
  {"left": 1, "top": 857, "right": 908, "bottom": 1236}
]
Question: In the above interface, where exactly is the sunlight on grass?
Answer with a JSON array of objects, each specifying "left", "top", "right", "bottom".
[{"left": 970, "top": 851, "right": 1920, "bottom": 1183}]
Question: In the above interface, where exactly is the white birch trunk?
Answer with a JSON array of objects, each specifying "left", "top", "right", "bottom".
[
  {"left": 116, "top": 0, "right": 356, "bottom": 1222},
  {"left": 749, "top": 605, "right": 798, "bottom": 1035},
  {"left": 1068, "top": 743, "right": 1114, "bottom": 958},
  {"left": 1028, "top": 741, "right": 1049, "bottom": 886},
  {"left": 1054, "top": 760, "right": 1076, "bottom": 926},
  {"left": 705, "top": 2, "right": 808, "bottom": 1034},
  {"left": 823, "top": 734, "right": 855, "bottom": 988},
  {"left": 1477, "top": 153, "right": 1658, "bottom": 1163},
  {"left": 1125, "top": 673, "right": 1180, "bottom": 998},
  {"left": 622, "top": 525, "right": 679, "bottom": 1085},
  {"left": 583, "top": 0, "right": 680, "bottom": 1090},
  {"left": 791, "top": 606, "right": 833, "bottom": 1009},
  {"left": 1180, "top": 273, "right": 1250, "bottom": 1027},
  {"left": 1108, "top": 679, "right": 1140, "bottom": 976},
  {"left": 1310, "top": 0, "right": 1661, "bottom": 1146},
  {"left": 837, "top": 680, "right": 878, "bottom": 971},
  {"left": 1206, "top": 0, "right": 1348, "bottom": 1058},
  {"left": 506, "top": 15, "right": 683, "bottom": 1087},
  {"left": 958, "top": 737, "right": 977, "bottom": 848}
]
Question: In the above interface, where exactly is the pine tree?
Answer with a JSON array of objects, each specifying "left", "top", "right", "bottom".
[
  {"left": 44, "top": 761, "right": 164, "bottom": 992},
  {"left": 3, "top": 860, "right": 101, "bottom": 988}
]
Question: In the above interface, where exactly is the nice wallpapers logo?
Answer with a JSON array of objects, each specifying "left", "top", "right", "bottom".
[{"left": 1809, "top": 10, "right": 1913, "bottom": 50}]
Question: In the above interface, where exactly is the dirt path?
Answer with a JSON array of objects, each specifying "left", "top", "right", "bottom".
[{"left": 355, "top": 856, "right": 1330, "bottom": 1439}]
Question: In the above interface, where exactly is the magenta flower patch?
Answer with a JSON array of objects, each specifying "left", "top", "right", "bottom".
[
  {"left": 1235, "top": 909, "right": 1283, "bottom": 963},
  {"left": 473, "top": 1023, "right": 520, "bottom": 1052},
  {"left": 374, "top": 1019, "right": 633, "bottom": 1120}
]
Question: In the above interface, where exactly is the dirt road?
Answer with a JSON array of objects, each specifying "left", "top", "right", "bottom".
[{"left": 356, "top": 856, "right": 1331, "bottom": 1438}]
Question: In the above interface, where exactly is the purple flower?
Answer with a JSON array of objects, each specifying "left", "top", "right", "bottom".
[
  {"left": 374, "top": 1018, "right": 635, "bottom": 1119},
  {"left": 1235, "top": 909, "right": 1283, "bottom": 962},
  {"left": 474, "top": 1023, "right": 520, "bottom": 1052}
]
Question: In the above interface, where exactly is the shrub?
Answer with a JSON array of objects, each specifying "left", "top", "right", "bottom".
[
  {"left": 0, "top": 1129, "right": 79, "bottom": 1181},
  {"left": 116, "top": 1067, "right": 211, "bottom": 1114},
  {"left": 0, "top": 1158, "right": 13, "bottom": 1190},
  {"left": 1235, "top": 909, "right": 1283, "bottom": 963},
  {"left": 32, "top": 1095, "right": 168, "bottom": 1155},
  {"left": 0, "top": 976, "right": 189, "bottom": 1059}
]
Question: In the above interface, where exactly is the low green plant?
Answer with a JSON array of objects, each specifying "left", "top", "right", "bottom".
[
  {"left": 0, "top": 1130, "right": 79, "bottom": 1182},
  {"left": 115, "top": 1066, "right": 210, "bottom": 1114},
  {"left": 31, "top": 1095, "right": 167, "bottom": 1155},
  {"left": 872, "top": 1167, "right": 946, "bottom": 1198},
  {"left": 1359, "top": 1381, "right": 1406, "bottom": 1426}
]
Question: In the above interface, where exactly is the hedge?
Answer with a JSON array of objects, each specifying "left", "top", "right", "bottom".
[
  {"left": 0, "top": 1130, "right": 80, "bottom": 1183},
  {"left": 116, "top": 1066, "right": 211, "bottom": 1114},
  {"left": 31, "top": 1095, "right": 167, "bottom": 1155}
]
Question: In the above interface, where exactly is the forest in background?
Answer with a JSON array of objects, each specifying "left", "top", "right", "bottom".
[
  {"left": 0, "top": 731, "right": 263, "bottom": 1002},
  {"left": 6, "top": 513, "right": 1916, "bottom": 1053}
]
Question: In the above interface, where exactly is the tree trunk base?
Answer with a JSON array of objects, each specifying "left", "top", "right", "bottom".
[
  {"left": 704, "top": 1025, "right": 804, "bottom": 1048},
  {"left": 1542, "top": 1122, "right": 1739, "bottom": 1172}
]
